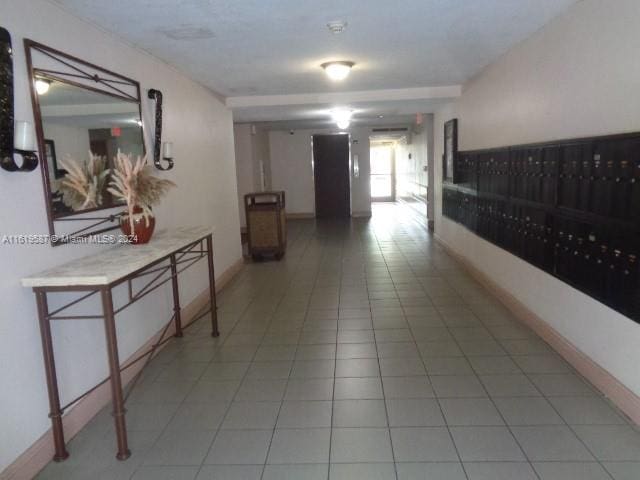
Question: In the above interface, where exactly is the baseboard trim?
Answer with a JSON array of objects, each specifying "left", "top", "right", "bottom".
[
  {"left": 435, "top": 234, "right": 640, "bottom": 426},
  {"left": 216, "top": 258, "right": 244, "bottom": 289},
  {"left": 285, "top": 212, "right": 315, "bottom": 219},
  {"left": 351, "top": 211, "right": 372, "bottom": 218},
  {"left": 1, "top": 257, "right": 244, "bottom": 480}
]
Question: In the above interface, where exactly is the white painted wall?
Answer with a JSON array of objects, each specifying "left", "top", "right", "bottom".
[
  {"left": 434, "top": 0, "right": 640, "bottom": 395},
  {"left": 269, "top": 127, "right": 371, "bottom": 215},
  {"left": 41, "top": 123, "right": 91, "bottom": 178},
  {"left": 0, "top": 0, "right": 241, "bottom": 471},
  {"left": 234, "top": 124, "right": 255, "bottom": 226},
  {"left": 397, "top": 125, "right": 429, "bottom": 203},
  {"left": 233, "top": 124, "right": 272, "bottom": 226}
]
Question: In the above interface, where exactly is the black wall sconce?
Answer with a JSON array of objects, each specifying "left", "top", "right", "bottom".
[
  {"left": 0, "top": 27, "right": 38, "bottom": 172},
  {"left": 147, "top": 88, "right": 174, "bottom": 171}
]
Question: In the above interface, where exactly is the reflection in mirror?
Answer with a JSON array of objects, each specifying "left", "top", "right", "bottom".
[{"left": 37, "top": 78, "right": 144, "bottom": 217}]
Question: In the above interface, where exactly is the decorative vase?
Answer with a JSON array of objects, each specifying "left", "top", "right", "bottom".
[{"left": 120, "top": 206, "right": 155, "bottom": 244}]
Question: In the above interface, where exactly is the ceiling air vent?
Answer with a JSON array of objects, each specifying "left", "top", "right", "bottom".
[
  {"left": 371, "top": 127, "right": 409, "bottom": 132},
  {"left": 159, "top": 26, "right": 215, "bottom": 40}
]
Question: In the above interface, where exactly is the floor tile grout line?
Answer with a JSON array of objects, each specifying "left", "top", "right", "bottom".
[
  {"left": 371, "top": 222, "right": 407, "bottom": 480},
  {"left": 438, "top": 261, "right": 619, "bottom": 477},
  {"left": 127, "top": 274, "right": 258, "bottom": 478},
  {"left": 41, "top": 208, "right": 640, "bottom": 479},
  {"left": 190, "top": 255, "right": 299, "bottom": 475},
  {"left": 388, "top": 229, "right": 472, "bottom": 480},
  {"left": 259, "top": 228, "right": 315, "bottom": 480}
]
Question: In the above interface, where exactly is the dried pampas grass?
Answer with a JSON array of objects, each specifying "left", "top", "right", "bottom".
[
  {"left": 107, "top": 151, "right": 176, "bottom": 232},
  {"left": 57, "top": 153, "right": 109, "bottom": 211}
]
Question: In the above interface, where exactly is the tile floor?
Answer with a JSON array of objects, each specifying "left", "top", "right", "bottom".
[{"left": 37, "top": 203, "right": 640, "bottom": 479}]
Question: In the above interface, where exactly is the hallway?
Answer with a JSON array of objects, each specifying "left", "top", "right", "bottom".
[{"left": 38, "top": 204, "right": 640, "bottom": 480}]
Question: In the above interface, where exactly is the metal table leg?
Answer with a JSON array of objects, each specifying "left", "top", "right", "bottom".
[
  {"left": 169, "top": 254, "right": 183, "bottom": 337},
  {"left": 100, "top": 287, "right": 131, "bottom": 460},
  {"left": 35, "top": 289, "right": 69, "bottom": 462},
  {"left": 206, "top": 235, "right": 219, "bottom": 337}
]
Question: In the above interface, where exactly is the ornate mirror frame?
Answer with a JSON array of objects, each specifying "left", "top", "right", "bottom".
[{"left": 24, "top": 39, "right": 145, "bottom": 245}]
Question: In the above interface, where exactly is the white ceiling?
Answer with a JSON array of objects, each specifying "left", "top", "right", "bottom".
[
  {"left": 232, "top": 97, "right": 451, "bottom": 129},
  {"left": 53, "top": 0, "right": 577, "bottom": 125}
]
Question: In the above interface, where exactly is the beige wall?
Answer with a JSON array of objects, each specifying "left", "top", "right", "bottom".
[
  {"left": 0, "top": 0, "right": 241, "bottom": 471},
  {"left": 234, "top": 124, "right": 271, "bottom": 226},
  {"left": 434, "top": 0, "right": 640, "bottom": 396},
  {"left": 269, "top": 127, "right": 372, "bottom": 216}
]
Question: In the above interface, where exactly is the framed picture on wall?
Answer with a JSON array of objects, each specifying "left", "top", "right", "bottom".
[
  {"left": 44, "top": 139, "right": 66, "bottom": 179},
  {"left": 443, "top": 118, "right": 458, "bottom": 183}
]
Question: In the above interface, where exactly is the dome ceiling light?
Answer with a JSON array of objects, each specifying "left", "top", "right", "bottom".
[
  {"left": 331, "top": 108, "right": 353, "bottom": 130},
  {"left": 321, "top": 61, "right": 355, "bottom": 81}
]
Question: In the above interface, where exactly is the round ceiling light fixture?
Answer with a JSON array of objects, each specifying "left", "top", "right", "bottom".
[
  {"left": 35, "top": 79, "right": 51, "bottom": 95},
  {"left": 321, "top": 61, "right": 355, "bottom": 81}
]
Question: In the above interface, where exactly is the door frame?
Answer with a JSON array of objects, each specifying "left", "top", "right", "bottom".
[
  {"left": 370, "top": 141, "right": 396, "bottom": 202},
  {"left": 311, "top": 132, "right": 352, "bottom": 217}
]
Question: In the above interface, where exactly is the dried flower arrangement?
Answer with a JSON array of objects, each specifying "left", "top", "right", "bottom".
[
  {"left": 57, "top": 153, "right": 110, "bottom": 211},
  {"left": 107, "top": 151, "right": 176, "bottom": 233}
]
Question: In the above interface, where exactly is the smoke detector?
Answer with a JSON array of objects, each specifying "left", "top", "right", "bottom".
[{"left": 327, "top": 21, "right": 347, "bottom": 34}]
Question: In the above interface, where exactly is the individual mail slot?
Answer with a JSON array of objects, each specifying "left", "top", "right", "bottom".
[
  {"left": 524, "top": 149, "right": 543, "bottom": 202},
  {"left": 542, "top": 147, "right": 559, "bottom": 175},
  {"left": 476, "top": 200, "right": 490, "bottom": 238},
  {"left": 612, "top": 159, "right": 632, "bottom": 219},
  {"left": 460, "top": 155, "right": 478, "bottom": 190},
  {"left": 620, "top": 252, "right": 640, "bottom": 316},
  {"left": 524, "top": 149, "right": 543, "bottom": 175},
  {"left": 569, "top": 233, "right": 595, "bottom": 289},
  {"left": 590, "top": 154, "right": 614, "bottom": 217},
  {"left": 522, "top": 212, "right": 544, "bottom": 265},
  {"left": 477, "top": 154, "right": 494, "bottom": 194},
  {"left": 606, "top": 138, "right": 640, "bottom": 220},
  {"left": 554, "top": 229, "right": 572, "bottom": 280},
  {"left": 603, "top": 229, "right": 637, "bottom": 306},
  {"left": 582, "top": 229, "right": 602, "bottom": 294},
  {"left": 554, "top": 216, "right": 585, "bottom": 282},
  {"left": 511, "top": 207, "right": 527, "bottom": 258},
  {"left": 604, "top": 247, "right": 625, "bottom": 306},
  {"left": 577, "top": 157, "right": 593, "bottom": 213},
  {"left": 573, "top": 236, "right": 593, "bottom": 290},
  {"left": 495, "top": 151, "right": 510, "bottom": 196},
  {"left": 502, "top": 205, "right": 518, "bottom": 254},
  {"left": 631, "top": 160, "right": 640, "bottom": 220},
  {"left": 510, "top": 150, "right": 527, "bottom": 199},
  {"left": 540, "top": 148, "right": 559, "bottom": 206},
  {"left": 558, "top": 144, "right": 585, "bottom": 210},
  {"left": 592, "top": 140, "right": 626, "bottom": 217}
]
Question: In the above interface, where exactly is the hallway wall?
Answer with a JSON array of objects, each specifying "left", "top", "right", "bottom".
[
  {"left": 233, "top": 124, "right": 271, "bottom": 227},
  {"left": 434, "top": 0, "right": 640, "bottom": 397},
  {"left": 269, "top": 127, "right": 372, "bottom": 216},
  {"left": 0, "top": 0, "right": 241, "bottom": 472},
  {"left": 395, "top": 114, "right": 435, "bottom": 224}
]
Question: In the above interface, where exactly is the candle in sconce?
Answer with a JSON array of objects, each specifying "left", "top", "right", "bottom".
[
  {"left": 14, "top": 121, "right": 35, "bottom": 151},
  {"left": 162, "top": 142, "right": 173, "bottom": 159}
]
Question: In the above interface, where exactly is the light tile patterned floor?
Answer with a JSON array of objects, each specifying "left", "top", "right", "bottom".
[{"left": 37, "top": 204, "right": 640, "bottom": 480}]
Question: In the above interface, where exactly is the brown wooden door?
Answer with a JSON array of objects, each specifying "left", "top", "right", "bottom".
[{"left": 313, "top": 134, "right": 350, "bottom": 218}]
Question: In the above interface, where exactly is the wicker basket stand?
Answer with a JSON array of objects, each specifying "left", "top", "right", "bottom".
[{"left": 244, "top": 191, "right": 287, "bottom": 261}]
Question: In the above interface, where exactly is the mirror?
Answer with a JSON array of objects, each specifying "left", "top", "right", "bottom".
[
  {"left": 38, "top": 80, "right": 144, "bottom": 216},
  {"left": 25, "top": 39, "right": 145, "bottom": 244}
]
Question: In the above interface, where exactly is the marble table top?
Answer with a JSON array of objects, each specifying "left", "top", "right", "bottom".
[{"left": 21, "top": 226, "right": 214, "bottom": 288}]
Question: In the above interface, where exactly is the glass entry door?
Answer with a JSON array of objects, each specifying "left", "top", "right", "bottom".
[{"left": 370, "top": 145, "right": 395, "bottom": 202}]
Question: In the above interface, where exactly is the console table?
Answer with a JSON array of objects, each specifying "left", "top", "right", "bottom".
[{"left": 21, "top": 226, "right": 219, "bottom": 461}]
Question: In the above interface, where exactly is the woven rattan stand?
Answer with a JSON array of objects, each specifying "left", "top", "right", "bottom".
[{"left": 245, "top": 191, "right": 287, "bottom": 260}]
